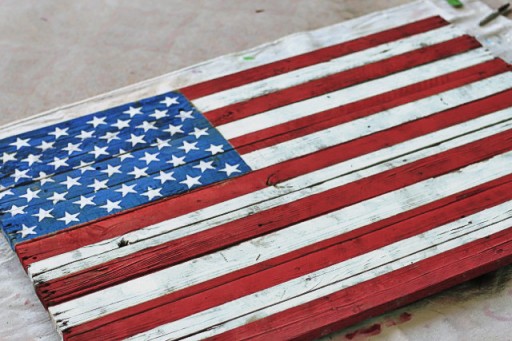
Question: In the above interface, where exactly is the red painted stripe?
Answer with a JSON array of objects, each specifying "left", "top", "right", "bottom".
[
  {"left": 17, "top": 87, "right": 512, "bottom": 268},
  {"left": 63, "top": 176, "right": 512, "bottom": 340},
  {"left": 233, "top": 59, "right": 510, "bottom": 153},
  {"left": 204, "top": 35, "right": 480, "bottom": 126},
  {"left": 209, "top": 226, "right": 512, "bottom": 341},
  {"left": 39, "top": 128, "right": 512, "bottom": 307},
  {"left": 180, "top": 16, "right": 449, "bottom": 100}
]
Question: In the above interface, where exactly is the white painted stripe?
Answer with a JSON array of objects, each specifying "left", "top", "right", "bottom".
[
  {"left": 242, "top": 71, "right": 512, "bottom": 169},
  {"left": 217, "top": 48, "right": 494, "bottom": 140},
  {"left": 49, "top": 151, "right": 512, "bottom": 328},
  {"left": 193, "top": 25, "right": 464, "bottom": 112},
  {"left": 29, "top": 107, "right": 512, "bottom": 283},
  {"left": 130, "top": 200, "right": 512, "bottom": 341}
]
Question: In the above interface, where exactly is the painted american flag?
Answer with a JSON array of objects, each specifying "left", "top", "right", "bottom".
[{"left": 1, "top": 8, "right": 512, "bottom": 341}]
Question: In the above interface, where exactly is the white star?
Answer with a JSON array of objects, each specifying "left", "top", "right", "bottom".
[
  {"left": 49, "top": 127, "right": 69, "bottom": 139},
  {"left": 2, "top": 151, "right": 17, "bottom": 163},
  {"left": 167, "top": 155, "right": 186, "bottom": 167},
  {"left": 60, "top": 176, "right": 81, "bottom": 190},
  {"left": 10, "top": 137, "right": 30, "bottom": 150},
  {"left": 17, "top": 224, "right": 37, "bottom": 238},
  {"left": 33, "top": 208, "right": 53, "bottom": 222},
  {"left": 89, "top": 146, "right": 110, "bottom": 159},
  {"left": 112, "top": 119, "right": 131, "bottom": 130},
  {"left": 155, "top": 170, "right": 175, "bottom": 184},
  {"left": 193, "top": 160, "right": 215, "bottom": 173},
  {"left": 152, "top": 138, "right": 171, "bottom": 150},
  {"left": 118, "top": 149, "right": 134, "bottom": 161},
  {"left": 20, "top": 188, "right": 41, "bottom": 202},
  {"left": 126, "top": 134, "right": 146, "bottom": 147},
  {"left": 100, "top": 199, "right": 121, "bottom": 213},
  {"left": 205, "top": 144, "right": 224, "bottom": 155},
  {"left": 176, "top": 110, "right": 194, "bottom": 121},
  {"left": 178, "top": 141, "right": 199, "bottom": 154},
  {"left": 160, "top": 96, "right": 179, "bottom": 107},
  {"left": 101, "top": 164, "right": 122, "bottom": 176},
  {"left": 189, "top": 127, "right": 209, "bottom": 139},
  {"left": 22, "top": 154, "right": 42, "bottom": 166},
  {"left": 219, "top": 163, "right": 242, "bottom": 176},
  {"left": 0, "top": 186, "right": 13, "bottom": 200},
  {"left": 36, "top": 140, "right": 54, "bottom": 152},
  {"left": 87, "top": 116, "right": 107, "bottom": 128},
  {"left": 123, "top": 106, "right": 143, "bottom": 117},
  {"left": 180, "top": 175, "right": 201, "bottom": 189},
  {"left": 76, "top": 130, "right": 95, "bottom": 140},
  {"left": 36, "top": 172, "right": 55, "bottom": 185},
  {"left": 63, "top": 142, "right": 82, "bottom": 155},
  {"left": 142, "top": 187, "right": 162, "bottom": 201},
  {"left": 49, "top": 156, "right": 69, "bottom": 170},
  {"left": 136, "top": 121, "right": 157, "bottom": 132},
  {"left": 100, "top": 131, "right": 120, "bottom": 143},
  {"left": 88, "top": 179, "right": 109, "bottom": 192},
  {"left": 163, "top": 124, "right": 184, "bottom": 136},
  {"left": 73, "top": 195, "right": 95, "bottom": 208},
  {"left": 128, "top": 166, "right": 148, "bottom": 179},
  {"left": 7, "top": 204, "right": 27, "bottom": 217},
  {"left": 150, "top": 109, "right": 168, "bottom": 119},
  {"left": 139, "top": 152, "right": 160, "bottom": 165},
  {"left": 76, "top": 161, "right": 95, "bottom": 173},
  {"left": 58, "top": 212, "right": 80, "bottom": 225},
  {"left": 48, "top": 191, "right": 67, "bottom": 204},
  {"left": 115, "top": 184, "right": 137, "bottom": 197},
  {"left": 11, "top": 169, "right": 31, "bottom": 182}
]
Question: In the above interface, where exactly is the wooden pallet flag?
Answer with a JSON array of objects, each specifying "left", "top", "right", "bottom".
[{"left": 1, "top": 2, "right": 512, "bottom": 340}]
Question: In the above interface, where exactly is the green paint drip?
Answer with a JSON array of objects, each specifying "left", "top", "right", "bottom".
[
  {"left": 243, "top": 56, "right": 255, "bottom": 61},
  {"left": 446, "top": 0, "right": 463, "bottom": 8}
]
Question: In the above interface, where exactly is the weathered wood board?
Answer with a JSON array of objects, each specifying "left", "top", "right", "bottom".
[{"left": 1, "top": 1, "right": 512, "bottom": 340}]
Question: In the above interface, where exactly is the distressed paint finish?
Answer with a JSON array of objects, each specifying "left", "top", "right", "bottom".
[
  {"left": 31, "top": 109, "right": 512, "bottom": 296},
  {"left": 0, "top": 3, "right": 511, "bottom": 340}
]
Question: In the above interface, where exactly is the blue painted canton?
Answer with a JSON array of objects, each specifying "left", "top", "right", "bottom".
[{"left": 0, "top": 92, "right": 251, "bottom": 247}]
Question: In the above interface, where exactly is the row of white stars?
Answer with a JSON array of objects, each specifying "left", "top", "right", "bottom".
[
  {"left": 4, "top": 96, "right": 183, "bottom": 152},
  {"left": 5, "top": 162, "right": 242, "bottom": 212},
  {"left": 6, "top": 139, "right": 224, "bottom": 184},
  {"left": 1, "top": 125, "right": 209, "bottom": 170},
  {"left": 13, "top": 163, "right": 242, "bottom": 238}
]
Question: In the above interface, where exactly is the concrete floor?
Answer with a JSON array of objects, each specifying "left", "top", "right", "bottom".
[{"left": 0, "top": 1, "right": 511, "bottom": 340}]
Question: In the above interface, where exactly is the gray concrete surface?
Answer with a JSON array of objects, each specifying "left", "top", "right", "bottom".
[{"left": 0, "top": 1, "right": 511, "bottom": 340}]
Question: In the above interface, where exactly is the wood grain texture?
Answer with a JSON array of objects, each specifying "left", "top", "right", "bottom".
[
  {"left": 202, "top": 32, "right": 474, "bottom": 124},
  {"left": 48, "top": 149, "right": 512, "bottom": 330},
  {"left": 33, "top": 105, "right": 512, "bottom": 306},
  {"left": 18, "top": 67, "right": 512, "bottom": 270},
  {"left": 62, "top": 174, "right": 512, "bottom": 340}
]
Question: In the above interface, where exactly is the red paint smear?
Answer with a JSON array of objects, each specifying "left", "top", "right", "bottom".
[
  {"left": 483, "top": 306, "right": 512, "bottom": 322},
  {"left": 345, "top": 324, "right": 382, "bottom": 340},
  {"left": 386, "top": 312, "right": 413, "bottom": 327},
  {"left": 344, "top": 312, "right": 412, "bottom": 339}
]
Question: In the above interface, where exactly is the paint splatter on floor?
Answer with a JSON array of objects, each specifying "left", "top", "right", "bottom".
[{"left": 345, "top": 324, "right": 382, "bottom": 340}]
